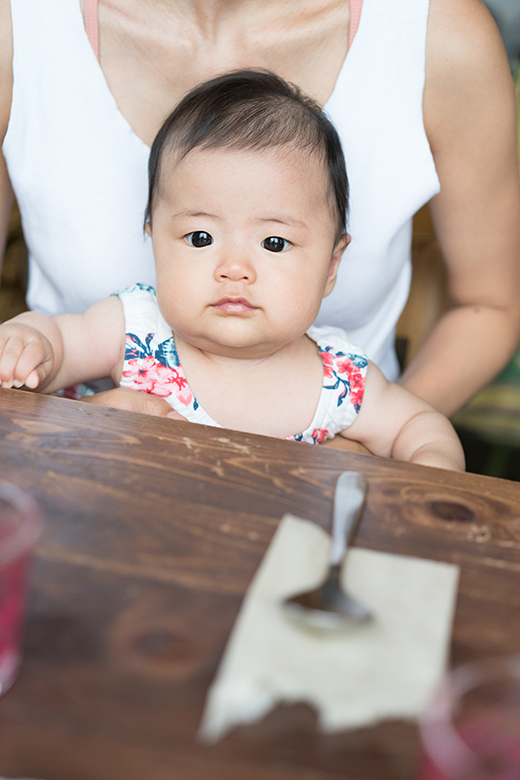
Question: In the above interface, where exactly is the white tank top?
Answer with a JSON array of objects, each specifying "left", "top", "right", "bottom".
[{"left": 3, "top": 0, "right": 439, "bottom": 380}]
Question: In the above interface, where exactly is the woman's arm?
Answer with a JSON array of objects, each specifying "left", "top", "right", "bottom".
[
  {"left": 399, "top": 0, "right": 520, "bottom": 417},
  {"left": 81, "top": 386, "right": 185, "bottom": 419}
]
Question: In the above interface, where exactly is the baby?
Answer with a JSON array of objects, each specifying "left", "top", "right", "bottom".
[{"left": 0, "top": 70, "right": 464, "bottom": 470}]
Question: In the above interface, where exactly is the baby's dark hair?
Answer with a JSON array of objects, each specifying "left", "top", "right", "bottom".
[{"left": 145, "top": 70, "right": 348, "bottom": 235}]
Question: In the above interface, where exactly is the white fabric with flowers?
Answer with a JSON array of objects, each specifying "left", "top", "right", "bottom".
[{"left": 117, "top": 284, "right": 368, "bottom": 444}]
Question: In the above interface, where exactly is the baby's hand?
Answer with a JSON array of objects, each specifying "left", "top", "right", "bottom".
[{"left": 0, "top": 323, "right": 54, "bottom": 390}]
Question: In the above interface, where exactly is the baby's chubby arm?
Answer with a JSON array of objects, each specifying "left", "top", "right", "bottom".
[
  {"left": 0, "top": 296, "right": 126, "bottom": 393},
  {"left": 341, "top": 362, "right": 465, "bottom": 471}
]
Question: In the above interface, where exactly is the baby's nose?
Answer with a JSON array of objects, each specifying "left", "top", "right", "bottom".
[{"left": 215, "top": 255, "right": 256, "bottom": 282}]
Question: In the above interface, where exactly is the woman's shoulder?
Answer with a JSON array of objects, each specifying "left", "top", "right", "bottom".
[
  {"left": 425, "top": 0, "right": 510, "bottom": 120},
  {"left": 424, "top": 0, "right": 515, "bottom": 184},
  {"left": 427, "top": 0, "right": 504, "bottom": 49}
]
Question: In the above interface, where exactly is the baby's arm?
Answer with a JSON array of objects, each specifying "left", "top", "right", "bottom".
[
  {"left": 0, "top": 296, "right": 125, "bottom": 393},
  {"left": 341, "top": 362, "right": 465, "bottom": 471}
]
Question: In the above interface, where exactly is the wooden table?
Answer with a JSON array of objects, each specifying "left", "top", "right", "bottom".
[{"left": 0, "top": 389, "right": 519, "bottom": 780}]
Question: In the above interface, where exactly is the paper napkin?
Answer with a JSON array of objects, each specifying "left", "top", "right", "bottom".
[{"left": 200, "top": 513, "right": 460, "bottom": 742}]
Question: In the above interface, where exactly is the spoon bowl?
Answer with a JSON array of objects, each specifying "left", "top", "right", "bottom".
[{"left": 282, "top": 472, "right": 373, "bottom": 632}]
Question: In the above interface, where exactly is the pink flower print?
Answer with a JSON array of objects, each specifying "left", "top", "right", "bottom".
[
  {"left": 150, "top": 362, "right": 192, "bottom": 404},
  {"left": 320, "top": 351, "right": 335, "bottom": 379},
  {"left": 311, "top": 428, "right": 329, "bottom": 444},
  {"left": 350, "top": 388, "right": 364, "bottom": 409},
  {"left": 350, "top": 371, "right": 364, "bottom": 389},
  {"left": 336, "top": 357, "right": 358, "bottom": 377},
  {"left": 122, "top": 356, "right": 162, "bottom": 394},
  {"left": 122, "top": 357, "right": 194, "bottom": 405}
]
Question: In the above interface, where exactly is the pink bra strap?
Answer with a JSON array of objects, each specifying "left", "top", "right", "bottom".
[
  {"left": 348, "top": 0, "right": 363, "bottom": 49},
  {"left": 84, "top": 0, "right": 100, "bottom": 60}
]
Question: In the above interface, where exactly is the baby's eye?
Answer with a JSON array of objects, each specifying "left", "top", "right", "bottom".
[
  {"left": 185, "top": 231, "right": 213, "bottom": 247},
  {"left": 261, "top": 236, "right": 291, "bottom": 253}
]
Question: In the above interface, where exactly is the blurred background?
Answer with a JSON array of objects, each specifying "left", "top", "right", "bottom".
[
  {"left": 1, "top": 0, "right": 520, "bottom": 478},
  {"left": 484, "top": 0, "right": 520, "bottom": 69},
  {"left": 395, "top": 0, "right": 520, "bottom": 480}
]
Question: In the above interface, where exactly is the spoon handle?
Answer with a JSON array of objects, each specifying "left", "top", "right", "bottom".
[{"left": 329, "top": 471, "right": 368, "bottom": 565}]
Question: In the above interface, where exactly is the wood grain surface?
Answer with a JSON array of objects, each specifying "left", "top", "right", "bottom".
[{"left": 0, "top": 389, "right": 519, "bottom": 780}]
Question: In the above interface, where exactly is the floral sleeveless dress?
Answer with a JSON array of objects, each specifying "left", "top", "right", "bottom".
[{"left": 117, "top": 284, "right": 368, "bottom": 444}]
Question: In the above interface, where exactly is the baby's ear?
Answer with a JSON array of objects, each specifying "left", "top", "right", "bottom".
[
  {"left": 336, "top": 232, "right": 350, "bottom": 254},
  {"left": 144, "top": 221, "right": 152, "bottom": 237},
  {"left": 323, "top": 233, "right": 350, "bottom": 297}
]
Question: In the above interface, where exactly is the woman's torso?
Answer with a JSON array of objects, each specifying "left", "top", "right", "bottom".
[{"left": 1, "top": 0, "right": 439, "bottom": 379}]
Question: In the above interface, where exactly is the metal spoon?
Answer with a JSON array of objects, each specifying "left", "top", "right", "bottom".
[{"left": 283, "top": 471, "right": 372, "bottom": 631}]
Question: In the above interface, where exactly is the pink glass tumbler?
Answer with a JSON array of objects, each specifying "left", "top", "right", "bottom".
[
  {"left": 419, "top": 655, "right": 520, "bottom": 780},
  {"left": 0, "top": 480, "right": 42, "bottom": 694}
]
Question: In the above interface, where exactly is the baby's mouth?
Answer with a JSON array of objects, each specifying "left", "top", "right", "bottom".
[{"left": 212, "top": 297, "right": 257, "bottom": 315}]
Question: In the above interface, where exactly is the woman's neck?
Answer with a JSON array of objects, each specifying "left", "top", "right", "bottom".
[
  {"left": 84, "top": 0, "right": 351, "bottom": 145},
  {"left": 98, "top": 0, "right": 344, "bottom": 40}
]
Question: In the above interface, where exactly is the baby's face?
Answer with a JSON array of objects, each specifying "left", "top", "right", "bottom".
[{"left": 148, "top": 146, "right": 347, "bottom": 359}]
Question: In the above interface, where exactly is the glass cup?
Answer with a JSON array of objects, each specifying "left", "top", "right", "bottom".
[
  {"left": 0, "top": 480, "right": 43, "bottom": 694},
  {"left": 419, "top": 655, "right": 520, "bottom": 780}
]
